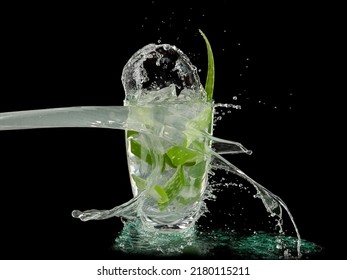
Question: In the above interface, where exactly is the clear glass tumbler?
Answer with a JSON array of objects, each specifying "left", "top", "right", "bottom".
[{"left": 122, "top": 44, "right": 214, "bottom": 231}]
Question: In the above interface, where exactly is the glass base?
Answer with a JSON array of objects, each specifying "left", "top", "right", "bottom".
[{"left": 140, "top": 201, "right": 202, "bottom": 232}]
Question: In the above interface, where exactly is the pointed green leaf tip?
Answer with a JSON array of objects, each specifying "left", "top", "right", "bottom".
[{"left": 199, "top": 29, "right": 215, "bottom": 102}]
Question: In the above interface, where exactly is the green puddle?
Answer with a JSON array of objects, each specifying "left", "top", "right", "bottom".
[{"left": 114, "top": 219, "right": 322, "bottom": 259}]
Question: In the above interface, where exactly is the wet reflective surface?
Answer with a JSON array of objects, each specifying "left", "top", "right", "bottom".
[{"left": 114, "top": 219, "right": 322, "bottom": 259}]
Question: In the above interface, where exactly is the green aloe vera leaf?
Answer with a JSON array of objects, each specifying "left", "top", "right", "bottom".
[
  {"left": 199, "top": 29, "right": 215, "bottom": 102},
  {"left": 189, "top": 139, "right": 205, "bottom": 153},
  {"left": 129, "top": 138, "right": 153, "bottom": 165},
  {"left": 131, "top": 174, "right": 147, "bottom": 191},
  {"left": 163, "top": 153, "right": 176, "bottom": 169},
  {"left": 149, "top": 185, "right": 169, "bottom": 204},
  {"left": 150, "top": 165, "right": 185, "bottom": 207},
  {"left": 165, "top": 146, "right": 201, "bottom": 167},
  {"left": 126, "top": 130, "right": 138, "bottom": 137},
  {"left": 165, "top": 165, "right": 185, "bottom": 200},
  {"left": 189, "top": 160, "right": 208, "bottom": 189},
  {"left": 188, "top": 160, "right": 207, "bottom": 179}
]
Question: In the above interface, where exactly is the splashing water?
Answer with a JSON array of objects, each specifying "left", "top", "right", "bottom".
[{"left": 0, "top": 42, "right": 307, "bottom": 259}]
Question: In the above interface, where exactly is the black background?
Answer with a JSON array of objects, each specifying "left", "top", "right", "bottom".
[{"left": 0, "top": 1, "right": 341, "bottom": 259}]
